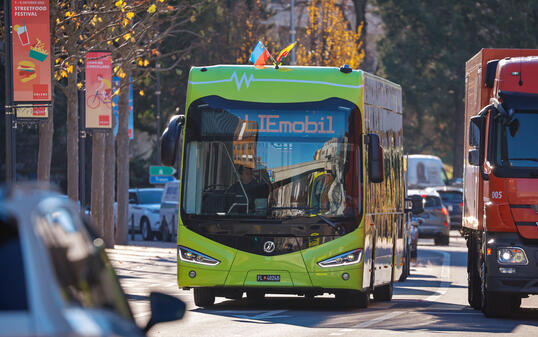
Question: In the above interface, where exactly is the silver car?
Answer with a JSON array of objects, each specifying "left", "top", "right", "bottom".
[
  {"left": 408, "top": 189, "right": 451, "bottom": 246},
  {"left": 0, "top": 184, "right": 184, "bottom": 337}
]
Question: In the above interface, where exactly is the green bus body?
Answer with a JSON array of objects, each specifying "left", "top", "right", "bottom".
[{"left": 176, "top": 65, "right": 404, "bottom": 301}]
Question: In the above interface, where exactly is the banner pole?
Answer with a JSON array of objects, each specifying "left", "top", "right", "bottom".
[{"left": 4, "top": 0, "right": 16, "bottom": 183}]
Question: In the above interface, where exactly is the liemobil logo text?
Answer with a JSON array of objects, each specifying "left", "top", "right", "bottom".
[{"left": 263, "top": 241, "right": 275, "bottom": 254}]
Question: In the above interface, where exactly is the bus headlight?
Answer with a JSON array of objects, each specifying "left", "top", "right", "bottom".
[
  {"left": 178, "top": 246, "right": 220, "bottom": 266},
  {"left": 318, "top": 248, "right": 362, "bottom": 268},
  {"left": 497, "top": 247, "right": 528, "bottom": 265}
]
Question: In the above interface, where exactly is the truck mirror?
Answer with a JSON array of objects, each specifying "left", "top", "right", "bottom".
[
  {"left": 161, "top": 115, "right": 184, "bottom": 167},
  {"left": 485, "top": 60, "right": 499, "bottom": 88},
  {"left": 469, "top": 116, "right": 483, "bottom": 147},
  {"left": 468, "top": 149, "right": 480, "bottom": 166},
  {"left": 367, "top": 133, "right": 384, "bottom": 183}
]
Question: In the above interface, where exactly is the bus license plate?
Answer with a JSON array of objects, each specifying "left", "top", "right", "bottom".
[{"left": 257, "top": 274, "right": 280, "bottom": 282}]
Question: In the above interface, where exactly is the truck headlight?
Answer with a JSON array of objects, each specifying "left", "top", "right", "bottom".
[
  {"left": 178, "top": 246, "right": 220, "bottom": 266},
  {"left": 318, "top": 248, "right": 362, "bottom": 268},
  {"left": 497, "top": 247, "right": 528, "bottom": 265}
]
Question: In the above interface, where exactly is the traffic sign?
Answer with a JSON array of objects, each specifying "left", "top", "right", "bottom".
[
  {"left": 150, "top": 165, "right": 176, "bottom": 176},
  {"left": 149, "top": 175, "right": 175, "bottom": 184}
]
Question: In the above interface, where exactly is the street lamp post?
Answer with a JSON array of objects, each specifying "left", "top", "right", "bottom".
[
  {"left": 156, "top": 61, "right": 161, "bottom": 165},
  {"left": 4, "top": 0, "right": 16, "bottom": 183}
]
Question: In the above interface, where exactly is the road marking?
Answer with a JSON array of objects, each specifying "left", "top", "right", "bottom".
[
  {"left": 134, "top": 311, "right": 151, "bottom": 318},
  {"left": 232, "top": 309, "right": 290, "bottom": 320},
  {"left": 420, "top": 311, "right": 482, "bottom": 315},
  {"left": 352, "top": 311, "right": 403, "bottom": 328},
  {"left": 424, "top": 251, "right": 451, "bottom": 302}
]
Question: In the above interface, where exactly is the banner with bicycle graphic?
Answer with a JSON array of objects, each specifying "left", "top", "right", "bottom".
[{"left": 85, "top": 51, "right": 112, "bottom": 129}]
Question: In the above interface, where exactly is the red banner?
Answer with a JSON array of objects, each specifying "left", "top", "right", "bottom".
[
  {"left": 11, "top": 0, "right": 52, "bottom": 102},
  {"left": 85, "top": 51, "right": 112, "bottom": 129}
]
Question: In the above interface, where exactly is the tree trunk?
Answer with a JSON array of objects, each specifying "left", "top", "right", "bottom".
[
  {"left": 116, "top": 74, "right": 131, "bottom": 245},
  {"left": 66, "top": 65, "right": 79, "bottom": 200},
  {"left": 91, "top": 132, "right": 105, "bottom": 237},
  {"left": 37, "top": 106, "right": 54, "bottom": 181},
  {"left": 103, "top": 130, "right": 116, "bottom": 248}
]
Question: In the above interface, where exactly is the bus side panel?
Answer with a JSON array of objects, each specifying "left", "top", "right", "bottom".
[{"left": 363, "top": 73, "right": 404, "bottom": 287}]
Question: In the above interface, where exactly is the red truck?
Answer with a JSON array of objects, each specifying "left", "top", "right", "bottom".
[{"left": 463, "top": 48, "right": 538, "bottom": 317}]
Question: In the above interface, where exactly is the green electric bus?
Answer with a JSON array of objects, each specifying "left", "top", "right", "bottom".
[{"left": 161, "top": 64, "right": 412, "bottom": 308}]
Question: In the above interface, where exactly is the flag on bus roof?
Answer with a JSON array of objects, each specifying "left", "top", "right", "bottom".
[
  {"left": 276, "top": 42, "right": 296, "bottom": 63},
  {"left": 249, "top": 40, "right": 270, "bottom": 69}
]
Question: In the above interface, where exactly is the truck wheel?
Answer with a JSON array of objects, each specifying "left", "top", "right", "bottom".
[
  {"left": 335, "top": 290, "right": 369, "bottom": 308},
  {"left": 373, "top": 282, "right": 393, "bottom": 302},
  {"left": 467, "top": 236, "right": 482, "bottom": 309},
  {"left": 194, "top": 288, "right": 215, "bottom": 307},
  {"left": 141, "top": 217, "right": 153, "bottom": 241},
  {"left": 481, "top": 260, "right": 513, "bottom": 317}
]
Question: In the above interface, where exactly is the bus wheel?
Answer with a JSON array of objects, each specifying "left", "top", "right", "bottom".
[
  {"left": 335, "top": 290, "right": 369, "bottom": 308},
  {"left": 194, "top": 288, "right": 215, "bottom": 307},
  {"left": 373, "top": 282, "right": 393, "bottom": 302},
  {"left": 246, "top": 290, "right": 265, "bottom": 304}
]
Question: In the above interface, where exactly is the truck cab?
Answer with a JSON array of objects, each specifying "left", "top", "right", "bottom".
[{"left": 464, "top": 49, "right": 538, "bottom": 317}]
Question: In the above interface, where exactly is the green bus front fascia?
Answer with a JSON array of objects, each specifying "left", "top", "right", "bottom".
[{"left": 177, "top": 65, "right": 367, "bottom": 291}]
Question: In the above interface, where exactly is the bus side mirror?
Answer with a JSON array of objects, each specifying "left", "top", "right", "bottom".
[
  {"left": 161, "top": 115, "right": 185, "bottom": 167},
  {"left": 367, "top": 133, "right": 384, "bottom": 183},
  {"left": 468, "top": 149, "right": 480, "bottom": 166}
]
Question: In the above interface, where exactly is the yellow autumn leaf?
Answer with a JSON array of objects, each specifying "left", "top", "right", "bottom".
[
  {"left": 115, "top": 0, "right": 123, "bottom": 7},
  {"left": 60, "top": 70, "right": 68, "bottom": 78},
  {"left": 139, "top": 90, "right": 145, "bottom": 96},
  {"left": 122, "top": 18, "right": 129, "bottom": 26},
  {"left": 143, "top": 59, "right": 149, "bottom": 67},
  {"left": 77, "top": 82, "right": 82, "bottom": 89},
  {"left": 126, "top": 12, "right": 135, "bottom": 20},
  {"left": 67, "top": 65, "right": 73, "bottom": 73},
  {"left": 123, "top": 33, "right": 131, "bottom": 40},
  {"left": 148, "top": 4, "right": 156, "bottom": 13},
  {"left": 159, "top": 0, "right": 164, "bottom": 2}
]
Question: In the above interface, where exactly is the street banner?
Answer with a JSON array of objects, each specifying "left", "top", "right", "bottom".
[
  {"left": 85, "top": 51, "right": 112, "bottom": 129},
  {"left": 113, "top": 77, "right": 134, "bottom": 139},
  {"left": 11, "top": 0, "right": 52, "bottom": 103}
]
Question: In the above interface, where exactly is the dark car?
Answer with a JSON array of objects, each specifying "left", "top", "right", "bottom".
[
  {"left": 0, "top": 184, "right": 184, "bottom": 337},
  {"left": 408, "top": 189, "right": 451, "bottom": 246},
  {"left": 428, "top": 186, "right": 463, "bottom": 229}
]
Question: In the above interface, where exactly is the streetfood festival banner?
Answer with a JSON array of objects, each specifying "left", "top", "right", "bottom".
[
  {"left": 11, "top": 0, "right": 52, "bottom": 118},
  {"left": 85, "top": 51, "right": 112, "bottom": 129}
]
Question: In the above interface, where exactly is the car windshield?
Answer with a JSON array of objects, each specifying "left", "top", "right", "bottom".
[
  {"left": 423, "top": 196, "right": 441, "bottom": 208},
  {"left": 493, "top": 111, "right": 538, "bottom": 168},
  {"left": 138, "top": 190, "right": 163, "bottom": 204},
  {"left": 182, "top": 96, "right": 361, "bottom": 220}
]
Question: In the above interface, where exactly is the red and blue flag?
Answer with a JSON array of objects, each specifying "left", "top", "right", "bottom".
[{"left": 249, "top": 40, "right": 270, "bottom": 69}]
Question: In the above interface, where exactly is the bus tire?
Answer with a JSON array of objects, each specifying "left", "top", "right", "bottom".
[
  {"left": 335, "top": 290, "right": 369, "bottom": 308},
  {"left": 194, "top": 288, "right": 215, "bottom": 307},
  {"left": 373, "top": 282, "right": 393, "bottom": 302},
  {"left": 246, "top": 290, "right": 265, "bottom": 304}
]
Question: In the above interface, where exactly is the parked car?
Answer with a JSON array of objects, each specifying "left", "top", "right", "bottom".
[
  {"left": 408, "top": 189, "right": 451, "bottom": 245},
  {"left": 159, "top": 180, "right": 180, "bottom": 242},
  {"left": 427, "top": 186, "right": 463, "bottom": 229},
  {"left": 128, "top": 188, "right": 164, "bottom": 241},
  {"left": 0, "top": 184, "right": 184, "bottom": 337}
]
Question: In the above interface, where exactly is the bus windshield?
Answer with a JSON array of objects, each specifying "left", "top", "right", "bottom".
[
  {"left": 493, "top": 111, "right": 538, "bottom": 168},
  {"left": 182, "top": 96, "right": 361, "bottom": 220}
]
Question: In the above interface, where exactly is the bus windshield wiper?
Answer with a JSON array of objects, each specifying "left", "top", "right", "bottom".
[
  {"left": 509, "top": 158, "right": 538, "bottom": 162},
  {"left": 316, "top": 214, "right": 345, "bottom": 234}
]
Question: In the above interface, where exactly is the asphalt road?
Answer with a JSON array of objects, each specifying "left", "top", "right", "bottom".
[{"left": 107, "top": 231, "right": 538, "bottom": 336}]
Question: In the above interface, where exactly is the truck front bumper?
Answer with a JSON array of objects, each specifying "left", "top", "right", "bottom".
[{"left": 485, "top": 232, "right": 538, "bottom": 295}]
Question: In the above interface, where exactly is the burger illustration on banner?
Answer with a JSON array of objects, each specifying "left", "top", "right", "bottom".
[{"left": 17, "top": 60, "right": 37, "bottom": 83}]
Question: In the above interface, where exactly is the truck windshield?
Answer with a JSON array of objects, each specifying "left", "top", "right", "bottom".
[
  {"left": 182, "top": 96, "right": 361, "bottom": 220},
  {"left": 493, "top": 111, "right": 538, "bottom": 168}
]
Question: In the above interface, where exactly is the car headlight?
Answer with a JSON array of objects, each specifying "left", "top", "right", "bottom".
[
  {"left": 497, "top": 247, "right": 528, "bottom": 265},
  {"left": 318, "top": 248, "right": 362, "bottom": 268},
  {"left": 178, "top": 246, "right": 220, "bottom": 266}
]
